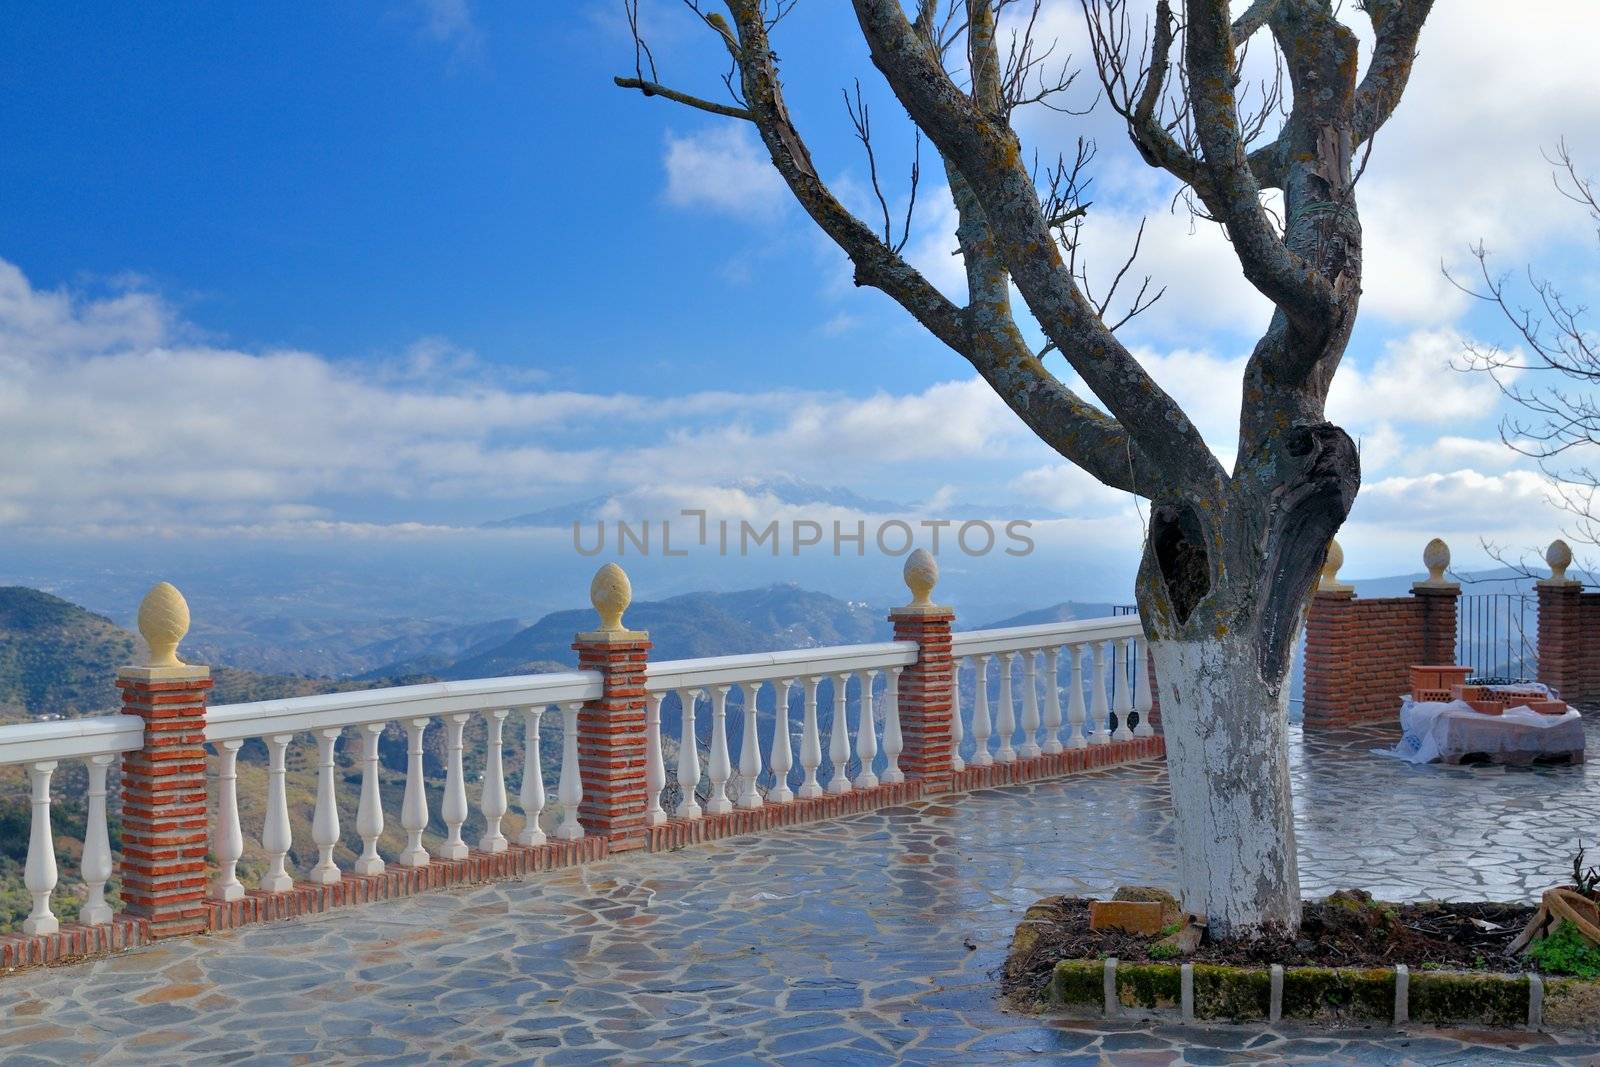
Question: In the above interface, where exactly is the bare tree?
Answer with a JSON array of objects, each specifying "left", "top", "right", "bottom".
[
  {"left": 616, "top": 0, "right": 1433, "bottom": 938},
  {"left": 1455, "top": 142, "right": 1600, "bottom": 561}
]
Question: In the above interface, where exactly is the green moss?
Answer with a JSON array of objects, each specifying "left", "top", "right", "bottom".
[
  {"left": 1193, "top": 964, "right": 1271, "bottom": 1021},
  {"left": 1049, "top": 960, "right": 1104, "bottom": 1008},
  {"left": 1116, "top": 963, "right": 1182, "bottom": 1008},
  {"left": 1148, "top": 941, "right": 1181, "bottom": 960},
  {"left": 1409, "top": 971, "right": 1529, "bottom": 1027},
  {"left": 1280, "top": 967, "right": 1393, "bottom": 1021}
]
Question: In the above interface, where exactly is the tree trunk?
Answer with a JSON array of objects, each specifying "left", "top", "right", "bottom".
[{"left": 1137, "top": 422, "right": 1359, "bottom": 939}]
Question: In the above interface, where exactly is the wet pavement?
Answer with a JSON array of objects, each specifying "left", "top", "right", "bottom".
[{"left": 2, "top": 721, "right": 1599, "bottom": 1065}]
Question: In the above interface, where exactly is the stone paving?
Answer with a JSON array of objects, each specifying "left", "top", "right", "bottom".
[{"left": 4, "top": 722, "right": 1600, "bottom": 1065}]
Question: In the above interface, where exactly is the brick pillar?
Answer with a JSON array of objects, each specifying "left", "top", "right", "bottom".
[
  {"left": 1538, "top": 579, "right": 1584, "bottom": 700},
  {"left": 1412, "top": 585, "right": 1461, "bottom": 666},
  {"left": 573, "top": 564, "right": 651, "bottom": 851},
  {"left": 118, "top": 582, "right": 212, "bottom": 938},
  {"left": 1143, "top": 648, "right": 1161, "bottom": 732},
  {"left": 1302, "top": 589, "right": 1356, "bottom": 727},
  {"left": 890, "top": 550, "right": 956, "bottom": 793}
]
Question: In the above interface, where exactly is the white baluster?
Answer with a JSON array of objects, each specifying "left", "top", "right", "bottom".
[
  {"left": 354, "top": 723, "right": 386, "bottom": 875},
  {"left": 798, "top": 676, "right": 823, "bottom": 799},
  {"left": 769, "top": 679, "right": 795, "bottom": 803},
  {"left": 81, "top": 753, "right": 115, "bottom": 924},
  {"left": 22, "top": 761, "right": 59, "bottom": 935},
  {"left": 555, "top": 700, "right": 584, "bottom": 840},
  {"left": 1066, "top": 644, "right": 1088, "bottom": 749},
  {"left": 737, "top": 683, "right": 764, "bottom": 810},
  {"left": 854, "top": 669, "right": 879, "bottom": 789},
  {"left": 675, "top": 688, "right": 703, "bottom": 819},
  {"left": 826, "top": 673, "right": 852, "bottom": 795},
  {"left": 996, "top": 652, "right": 1018, "bottom": 763},
  {"left": 310, "top": 727, "right": 343, "bottom": 884},
  {"left": 438, "top": 712, "right": 470, "bottom": 860},
  {"left": 1112, "top": 638, "right": 1135, "bottom": 741},
  {"left": 1090, "top": 642, "right": 1112, "bottom": 744},
  {"left": 1020, "top": 651, "right": 1042, "bottom": 759},
  {"left": 971, "top": 655, "right": 994, "bottom": 766},
  {"left": 400, "top": 718, "right": 431, "bottom": 867},
  {"left": 1134, "top": 638, "right": 1156, "bottom": 737},
  {"left": 479, "top": 709, "right": 509, "bottom": 853},
  {"left": 950, "top": 659, "right": 966, "bottom": 773},
  {"left": 517, "top": 705, "right": 548, "bottom": 846},
  {"left": 1042, "top": 648, "right": 1064, "bottom": 755},
  {"left": 262, "top": 734, "right": 296, "bottom": 890},
  {"left": 706, "top": 686, "right": 733, "bottom": 815},
  {"left": 645, "top": 692, "right": 668, "bottom": 825},
  {"left": 882, "top": 667, "right": 905, "bottom": 784},
  {"left": 211, "top": 741, "right": 245, "bottom": 900}
]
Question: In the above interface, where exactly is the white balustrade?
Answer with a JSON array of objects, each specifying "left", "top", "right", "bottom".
[
  {"left": 707, "top": 686, "right": 733, "bottom": 815},
  {"left": 261, "top": 733, "right": 295, "bottom": 891},
  {"left": 971, "top": 655, "right": 993, "bottom": 767},
  {"left": 1042, "top": 648, "right": 1064, "bottom": 755},
  {"left": 1066, "top": 646, "right": 1088, "bottom": 749},
  {"left": 1112, "top": 638, "right": 1135, "bottom": 741},
  {"left": 949, "top": 661, "right": 965, "bottom": 773},
  {"left": 1134, "top": 640, "right": 1155, "bottom": 737},
  {"left": 768, "top": 679, "right": 795, "bottom": 803},
  {"left": 439, "top": 712, "right": 471, "bottom": 860},
  {"left": 826, "top": 673, "right": 852, "bottom": 795},
  {"left": 799, "top": 676, "right": 823, "bottom": 799},
  {"left": 853, "top": 669, "right": 878, "bottom": 789},
  {"left": 737, "top": 683, "right": 764, "bottom": 810},
  {"left": 400, "top": 717, "right": 431, "bottom": 867},
  {"left": 882, "top": 667, "right": 904, "bottom": 784},
  {"left": 355, "top": 723, "right": 386, "bottom": 874},
  {"left": 22, "top": 761, "right": 58, "bottom": 935},
  {"left": 1019, "top": 651, "right": 1042, "bottom": 759},
  {"left": 1089, "top": 642, "right": 1112, "bottom": 745},
  {"left": 644, "top": 692, "right": 668, "bottom": 825},
  {"left": 675, "top": 688, "right": 703, "bottom": 819},
  {"left": 82, "top": 754, "right": 115, "bottom": 925},
  {"left": 555, "top": 701, "right": 584, "bottom": 840},
  {"left": 995, "top": 653, "right": 1017, "bottom": 764},
  {"left": 479, "top": 709, "right": 509, "bottom": 853},
  {"left": 518, "top": 705, "right": 548, "bottom": 846},
  {"left": 212, "top": 739, "right": 245, "bottom": 900},
  {"left": 310, "top": 727, "right": 343, "bottom": 884}
]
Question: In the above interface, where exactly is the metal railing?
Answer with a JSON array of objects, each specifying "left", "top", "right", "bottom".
[{"left": 1456, "top": 593, "right": 1538, "bottom": 682}]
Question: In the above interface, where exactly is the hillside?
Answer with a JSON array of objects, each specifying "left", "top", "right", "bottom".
[
  {"left": 978, "top": 600, "right": 1130, "bottom": 629},
  {"left": 0, "top": 587, "right": 138, "bottom": 715}
]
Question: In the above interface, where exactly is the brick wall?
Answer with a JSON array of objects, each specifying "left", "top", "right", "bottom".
[
  {"left": 1538, "top": 583, "right": 1600, "bottom": 703},
  {"left": 1303, "top": 586, "right": 1459, "bottom": 728}
]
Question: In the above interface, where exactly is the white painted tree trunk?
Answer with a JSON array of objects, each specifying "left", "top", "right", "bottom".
[{"left": 1150, "top": 633, "right": 1301, "bottom": 938}]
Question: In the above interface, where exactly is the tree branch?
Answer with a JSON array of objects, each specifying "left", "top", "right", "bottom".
[
  {"left": 1353, "top": 0, "right": 1435, "bottom": 145},
  {"left": 612, "top": 76, "right": 755, "bottom": 121}
]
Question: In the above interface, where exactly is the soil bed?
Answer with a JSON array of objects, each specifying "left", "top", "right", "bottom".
[{"left": 1005, "top": 893, "right": 1536, "bottom": 1004}]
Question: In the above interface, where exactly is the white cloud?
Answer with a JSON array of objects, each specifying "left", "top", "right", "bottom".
[
  {"left": 1011, "top": 463, "right": 1131, "bottom": 515},
  {"left": 1350, "top": 469, "right": 1553, "bottom": 531},
  {"left": 412, "top": 0, "right": 484, "bottom": 64},
  {"left": 1328, "top": 329, "right": 1509, "bottom": 428},
  {"left": 662, "top": 125, "right": 787, "bottom": 221}
]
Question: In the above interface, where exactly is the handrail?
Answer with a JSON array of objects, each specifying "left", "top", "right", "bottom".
[
  {"left": 950, "top": 615, "right": 1142, "bottom": 657},
  {"left": 0, "top": 714, "right": 144, "bottom": 766},
  {"left": 205, "top": 671, "right": 602, "bottom": 742},
  {"left": 645, "top": 641, "right": 919, "bottom": 692}
]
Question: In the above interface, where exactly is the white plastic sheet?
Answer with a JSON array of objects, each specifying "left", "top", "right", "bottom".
[{"left": 1375, "top": 686, "right": 1584, "bottom": 765}]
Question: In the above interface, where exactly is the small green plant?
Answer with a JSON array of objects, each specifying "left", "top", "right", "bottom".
[
  {"left": 1147, "top": 941, "right": 1180, "bottom": 960},
  {"left": 1527, "top": 920, "right": 1600, "bottom": 979}
]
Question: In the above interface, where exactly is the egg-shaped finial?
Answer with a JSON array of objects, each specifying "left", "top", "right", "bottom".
[
  {"left": 1546, "top": 538, "right": 1574, "bottom": 584},
  {"left": 590, "top": 563, "right": 632, "bottom": 632},
  {"left": 1318, "top": 539, "right": 1352, "bottom": 592},
  {"left": 1422, "top": 537, "right": 1451, "bottom": 584},
  {"left": 137, "top": 581, "right": 191, "bottom": 668},
  {"left": 903, "top": 548, "right": 939, "bottom": 608}
]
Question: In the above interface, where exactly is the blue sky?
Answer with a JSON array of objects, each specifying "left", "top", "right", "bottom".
[{"left": 1, "top": 0, "right": 1598, "bottom": 595}]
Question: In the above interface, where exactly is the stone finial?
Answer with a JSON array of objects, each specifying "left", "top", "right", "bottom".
[
  {"left": 1412, "top": 537, "right": 1459, "bottom": 592},
  {"left": 137, "top": 581, "right": 191, "bottom": 668},
  {"left": 1541, "top": 538, "right": 1578, "bottom": 586},
  {"left": 589, "top": 563, "right": 632, "bottom": 632},
  {"left": 1317, "top": 539, "right": 1353, "bottom": 593},
  {"left": 903, "top": 548, "right": 939, "bottom": 608}
]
